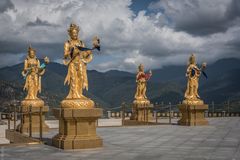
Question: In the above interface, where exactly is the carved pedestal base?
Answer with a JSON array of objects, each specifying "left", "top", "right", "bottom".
[
  {"left": 178, "top": 104, "right": 208, "bottom": 126},
  {"left": 131, "top": 99, "right": 153, "bottom": 122},
  {"left": 52, "top": 107, "right": 103, "bottom": 149},
  {"left": 61, "top": 98, "right": 95, "bottom": 109},
  {"left": 17, "top": 99, "right": 49, "bottom": 133}
]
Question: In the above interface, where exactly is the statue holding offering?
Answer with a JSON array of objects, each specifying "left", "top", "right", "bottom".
[
  {"left": 134, "top": 64, "right": 152, "bottom": 103},
  {"left": 18, "top": 46, "right": 50, "bottom": 133},
  {"left": 61, "top": 23, "right": 100, "bottom": 109},
  {"left": 183, "top": 54, "right": 207, "bottom": 105},
  {"left": 178, "top": 54, "right": 209, "bottom": 126},
  {"left": 22, "top": 46, "right": 49, "bottom": 100},
  {"left": 131, "top": 64, "right": 153, "bottom": 121},
  {"left": 52, "top": 24, "right": 103, "bottom": 149}
]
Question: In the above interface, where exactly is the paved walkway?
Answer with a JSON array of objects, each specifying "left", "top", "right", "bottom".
[{"left": 1, "top": 118, "right": 240, "bottom": 160}]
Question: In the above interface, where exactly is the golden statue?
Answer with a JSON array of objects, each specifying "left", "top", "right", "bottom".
[
  {"left": 183, "top": 54, "right": 207, "bottom": 105},
  {"left": 61, "top": 23, "right": 100, "bottom": 109},
  {"left": 18, "top": 46, "right": 50, "bottom": 133},
  {"left": 21, "top": 46, "right": 49, "bottom": 107},
  {"left": 22, "top": 47, "right": 49, "bottom": 99},
  {"left": 22, "top": 46, "right": 49, "bottom": 99},
  {"left": 134, "top": 64, "right": 152, "bottom": 105}
]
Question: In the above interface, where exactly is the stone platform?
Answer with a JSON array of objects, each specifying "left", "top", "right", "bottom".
[
  {"left": 131, "top": 103, "right": 153, "bottom": 122},
  {"left": 178, "top": 104, "right": 209, "bottom": 126},
  {"left": 17, "top": 106, "right": 49, "bottom": 133},
  {"left": 1, "top": 118, "right": 240, "bottom": 160},
  {"left": 52, "top": 108, "right": 103, "bottom": 149}
]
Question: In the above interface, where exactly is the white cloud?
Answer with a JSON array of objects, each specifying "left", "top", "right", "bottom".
[{"left": 0, "top": 0, "right": 240, "bottom": 72}]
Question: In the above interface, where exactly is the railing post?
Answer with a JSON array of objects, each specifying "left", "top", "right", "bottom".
[
  {"left": 13, "top": 104, "right": 16, "bottom": 131},
  {"left": 8, "top": 107, "right": 10, "bottom": 130},
  {"left": 227, "top": 100, "right": 230, "bottom": 113},
  {"left": 96, "top": 103, "right": 100, "bottom": 125},
  {"left": 154, "top": 111, "right": 157, "bottom": 123},
  {"left": 169, "top": 102, "right": 172, "bottom": 124},
  {"left": 121, "top": 102, "right": 125, "bottom": 126}
]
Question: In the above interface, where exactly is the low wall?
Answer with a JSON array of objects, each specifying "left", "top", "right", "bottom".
[{"left": 5, "top": 129, "right": 41, "bottom": 144}]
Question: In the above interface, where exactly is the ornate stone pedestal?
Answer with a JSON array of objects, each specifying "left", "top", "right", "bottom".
[
  {"left": 17, "top": 99, "right": 49, "bottom": 133},
  {"left": 52, "top": 99, "right": 103, "bottom": 150},
  {"left": 178, "top": 104, "right": 208, "bottom": 126},
  {"left": 131, "top": 99, "right": 153, "bottom": 122}
]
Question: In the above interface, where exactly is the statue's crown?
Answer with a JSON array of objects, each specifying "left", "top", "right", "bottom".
[
  {"left": 28, "top": 44, "right": 35, "bottom": 53},
  {"left": 189, "top": 53, "right": 196, "bottom": 64},
  {"left": 68, "top": 23, "right": 80, "bottom": 33},
  {"left": 138, "top": 64, "right": 144, "bottom": 70}
]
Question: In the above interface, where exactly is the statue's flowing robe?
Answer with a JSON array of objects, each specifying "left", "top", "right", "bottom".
[
  {"left": 23, "top": 56, "right": 42, "bottom": 99},
  {"left": 135, "top": 71, "right": 147, "bottom": 100},
  {"left": 64, "top": 39, "right": 93, "bottom": 99},
  {"left": 184, "top": 64, "right": 201, "bottom": 99}
]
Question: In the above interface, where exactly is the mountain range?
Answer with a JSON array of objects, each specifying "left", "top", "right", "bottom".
[{"left": 0, "top": 58, "right": 240, "bottom": 113}]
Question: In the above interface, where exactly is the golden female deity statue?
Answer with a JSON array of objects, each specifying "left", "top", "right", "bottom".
[
  {"left": 134, "top": 64, "right": 152, "bottom": 105},
  {"left": 183, "top": 54, "right": 207, "bottom": 105},
  {"left": 21, "top": 46, "right": 49, "bottom": 107},
  {"left": 52, "top": 24, "right": 102, "bottom": 149},
  {"left": 61, "top": 23, "right": 100, "bottom": 109}
]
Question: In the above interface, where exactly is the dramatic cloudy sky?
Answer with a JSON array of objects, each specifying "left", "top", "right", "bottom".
[{"left": 0, "top": 0, "right": 240, "bottom": 72}]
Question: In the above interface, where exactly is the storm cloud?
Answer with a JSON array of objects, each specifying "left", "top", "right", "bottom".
[
  {"left": 0, "top": 0, "right": 14, "bottom": 13},
  {"left": 149, "top": 0, "right": 240, "bottom": 36}
]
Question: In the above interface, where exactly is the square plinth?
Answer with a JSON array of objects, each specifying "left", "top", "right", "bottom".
[
  {"left": 131, "top": 104, "right": 153, "bottom": 122},
  {"left": 52, "top": 108, "right": 103, "bottom": 150},
  {"left": 178, "top": 104, "right": 209, "bottom": 126},
  {"left": 17, "top": 106, "right": 49, "bottom": 133}
]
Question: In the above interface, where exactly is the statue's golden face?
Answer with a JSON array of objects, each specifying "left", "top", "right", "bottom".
[
  {"left": 29, "top": 50, "right": 36, "bottom": 58},
  {"left": 70, "top": 29, "right": 78, "bottom": 40}
]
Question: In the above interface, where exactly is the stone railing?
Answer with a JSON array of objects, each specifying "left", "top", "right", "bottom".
[{"left": 106, "top": 111, "right": 240, "bottom": 119}]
